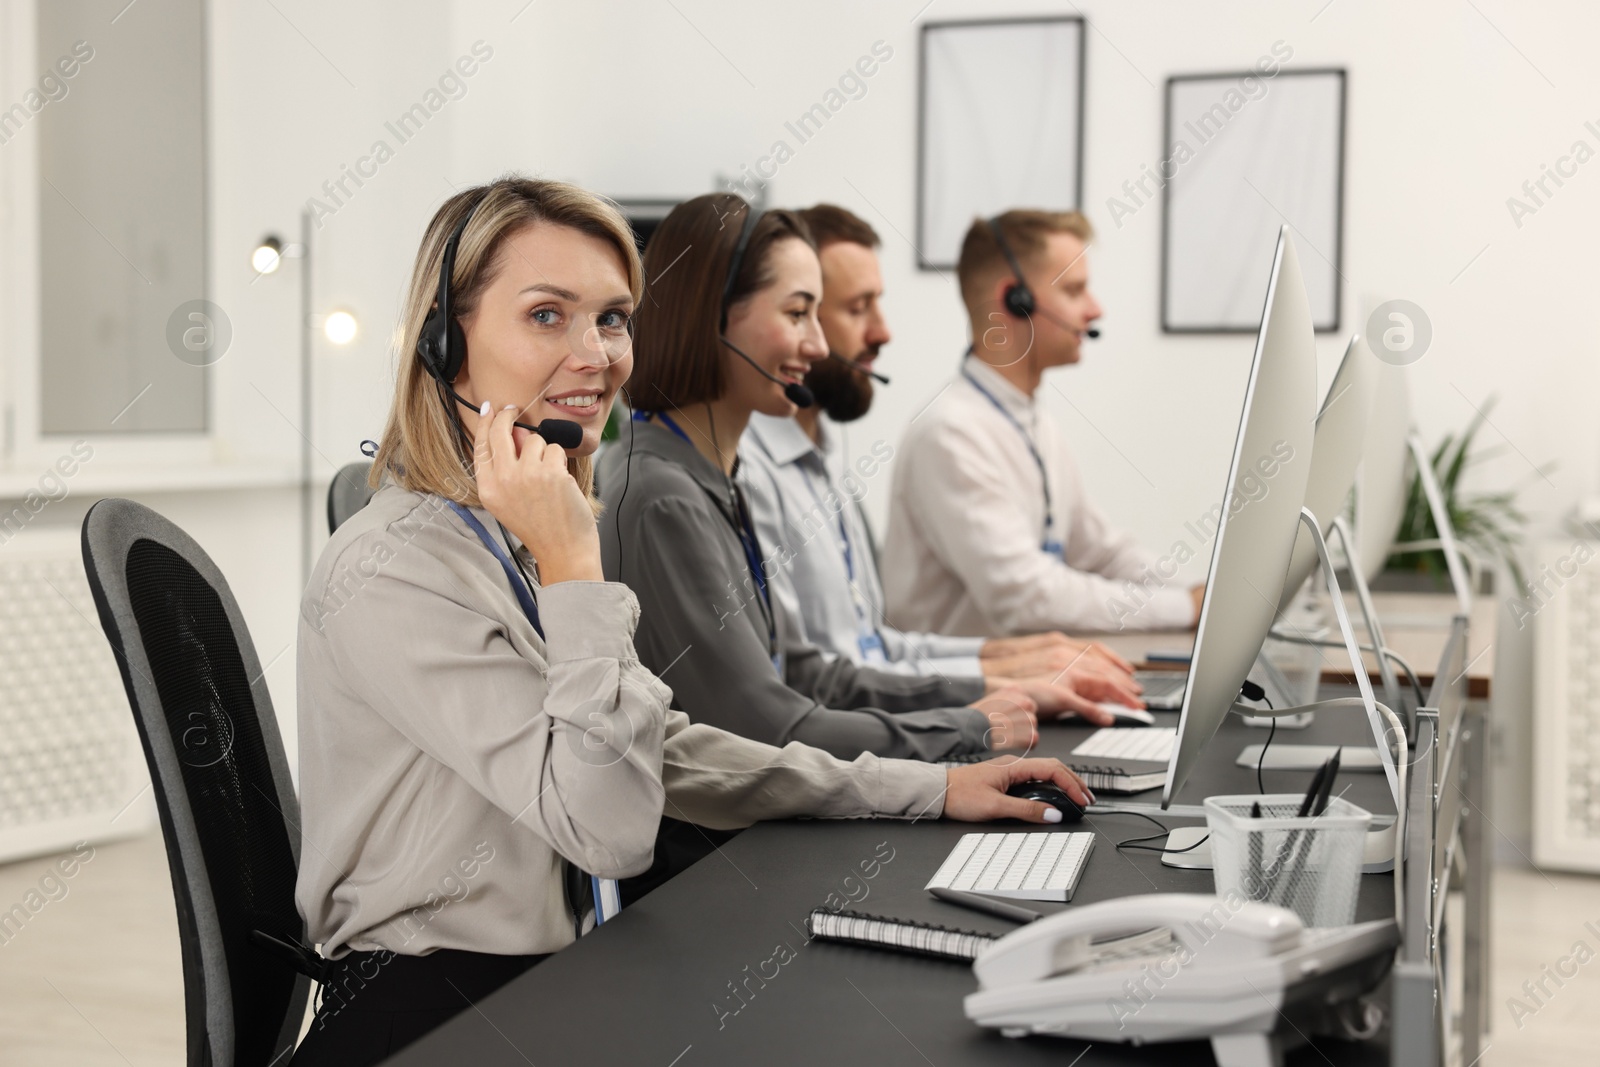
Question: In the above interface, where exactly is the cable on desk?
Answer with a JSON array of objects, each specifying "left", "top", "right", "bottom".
[
  {"left": 1257, "top": 707, "right": 1276, "bottom": 795},
  {"left": 1096, "top": 808, "right": 1211, "bottom": 856}
]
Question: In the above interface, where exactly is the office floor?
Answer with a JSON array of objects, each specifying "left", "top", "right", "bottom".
[{"left": 0, "top": 832, "right": 1594, "bottom": 1066}]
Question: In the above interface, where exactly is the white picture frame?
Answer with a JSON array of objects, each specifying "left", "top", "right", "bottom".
[
  {"left": 1162, "top": 69, "right": 1345, "bottom": 333},
  {"left": 917, "top": 17, "right": 1084, "bottom": 271}
]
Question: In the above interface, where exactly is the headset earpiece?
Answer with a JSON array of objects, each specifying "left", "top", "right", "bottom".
[
  {"left": 988, "top": 216, "right": 1036, "bottom": 321},
  {"left": 417, "top": 305, "right": 468, "bottom": 383},
  {"left": 417, "top": 198, "right": 484, "bottom": 385},
  {"left": 1003, "top": 282, "right": 1035, "bottom": 319}
]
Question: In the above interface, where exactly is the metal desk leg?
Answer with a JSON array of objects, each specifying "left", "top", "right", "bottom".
[{"left": 1461, "top": 706, "right": 1490, "bottom": 1062}]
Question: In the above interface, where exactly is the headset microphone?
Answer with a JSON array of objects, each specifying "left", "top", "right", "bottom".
[
  {"left": 827, "top": 351, "right": 891, "bottom": 384},
  {"left": 723, "top": 337, "right": 814, "bottom": 407},
  {"left": 443, "top": 386, "right": 586, "bottom": 449},
  {"left": 526, "top": 417, "right": 584, "bottom": 449},
  {"left": 1086, "top": 328, "right": 1101, "bottom": 339}
]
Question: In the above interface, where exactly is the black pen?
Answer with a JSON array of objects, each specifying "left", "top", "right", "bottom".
[
  {"left": 1273, "top": 759, "right": 1330, "bottom": 906},
  {"left": 1248, "top": 802, "right": 1264, "bottom": 901},
  {"left": 929, "top": 887, "right": 1043, "bottom": 924},
  {"left": 1297, "top": 760, "right": 1330, "bottom": 818},
  {"left": 1279, "top": 752, "right": 1340, "bottom": 907},
  {"left": 1312, "top": 748, "right": 1341, "bottom": 816}
]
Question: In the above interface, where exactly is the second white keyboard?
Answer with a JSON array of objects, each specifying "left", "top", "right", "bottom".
[
  {"left": 1073, "top": 727, "right": 1177, "bottom": 763},
  {"left": 925, "top": 831, "right": 1095, "bottom": 902}
]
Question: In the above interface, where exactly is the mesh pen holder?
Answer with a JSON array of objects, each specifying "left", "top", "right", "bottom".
[{"left": 1204, "top": 794, "right": 1371, "bottom": 928}]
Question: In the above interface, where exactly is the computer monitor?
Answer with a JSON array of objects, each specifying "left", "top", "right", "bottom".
[
  {"left": 1162, "top": 227, "right": 1318, "bottom": 808},
  {"left": 1354, "top": 360, "right": 1411, "bottom": 585},
  {"left": 1275, "top": 334, "right": 1376, "bottom": 616},
  {"left": 612, "top": 197, "right": 680, "bottom": 252}
]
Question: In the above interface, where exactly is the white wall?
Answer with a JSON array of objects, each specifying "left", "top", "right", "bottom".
[
  {"left": 436, "top": 0, "right": 1600, "bottom": 569},
  {"left": 1, "top": 0, "right": 461, "bottom": 776}
]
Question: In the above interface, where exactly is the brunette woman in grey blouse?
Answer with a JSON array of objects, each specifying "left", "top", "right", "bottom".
[
  {"left": 600, "top": 195, "right": 1132, "bottom": 765},
  {"left": 290, "top": 178, "right": 1092, "bottom": 1066}
]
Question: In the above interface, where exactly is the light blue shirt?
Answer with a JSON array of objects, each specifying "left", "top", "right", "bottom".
[{"left": 739, "top": 412, "right": 984, "bottom": 679}]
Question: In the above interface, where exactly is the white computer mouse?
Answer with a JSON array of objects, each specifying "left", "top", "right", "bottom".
[{"left": 1098, "top": 703, "right": 1156, "bottom": 726}]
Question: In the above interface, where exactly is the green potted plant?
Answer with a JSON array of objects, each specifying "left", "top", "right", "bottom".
[{"left": 1379, "top": 396, "right": 1545, "bottom": 595}]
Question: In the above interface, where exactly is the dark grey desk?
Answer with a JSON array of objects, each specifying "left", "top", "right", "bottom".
[{"left": 385, "top": 703, "right": 1394, "bottom": 1066}]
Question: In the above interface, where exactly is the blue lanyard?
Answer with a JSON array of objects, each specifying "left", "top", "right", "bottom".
[
  {"left": 446, "top": 501, "right": 544, "bottom": 640},
  {"left": 635, "top": 410, "right": 780, "bottom": 674},
  {"left": 799, "top": 464, "right": 855, "bottom": 581},
  {"left": 450, "top": 499, "right": 625, "bottom": 924},
  {"left": 961, "top": 368, "right": 1060, "bottom": 553},
  {"left": 799, "top": 464, "right": 888, "bottom": 662},
  {"left": 634, "top": 407, "right": 687, "bottom": 442}
]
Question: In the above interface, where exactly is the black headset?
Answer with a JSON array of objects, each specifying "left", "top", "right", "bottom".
[
  {"left": 414, "top": 192, "right": 586, "bottom": 449},
  {"left": 719, "top": 200, "right": 761, "bottom": 330},
  {"left": 416, "top": 196, "right": 485, "bottom": 386},
  {"left": 986, "top": 214, "right": 1101, "bottom": 340},
  {"left": 987, "top": 215, "right": 1036, "bottom": 320}
]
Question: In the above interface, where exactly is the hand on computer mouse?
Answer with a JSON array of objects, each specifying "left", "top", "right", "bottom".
[
  {"left": 943, "top": 757, "right": 1093, "bottom": 824},
  {"left": 1004, "top": 781, "right": 1086, "bottom": 823}
]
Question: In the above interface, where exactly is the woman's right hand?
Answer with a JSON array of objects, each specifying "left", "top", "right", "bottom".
[
  {"left": 943, "top": 757, "right": 1094, "bottom": 822},
  {"left": 474, "top": 403, "right": 602, "bottom": 584},
  {"left": 970, "top": 688, "right": 1039, "bottom": 752},
  {"left": 982, "top": 633, "right": 1134, "bottom": 676}
]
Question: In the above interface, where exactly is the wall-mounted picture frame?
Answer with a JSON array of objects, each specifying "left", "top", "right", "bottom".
[
  {"left": 1161, "top": 68, "right": 1346, "bottom": 333},
  {"left": 916, "top": 16, "right": 1085, "bottom": 271}
]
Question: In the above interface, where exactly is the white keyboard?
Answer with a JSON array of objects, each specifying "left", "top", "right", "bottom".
[
  {"left": 1073, "top": 727, "right": 1177, "bottom": 763},
  {"left": 925, "top": 832, "right": 1095, "bottom": 902},
  {"left": 1133, "top": 670, "right": 1187, "bottom": 709}
]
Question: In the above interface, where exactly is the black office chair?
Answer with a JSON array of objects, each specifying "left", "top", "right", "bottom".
[
  {"left": 81, "top": 498, "right": 314, "bottom": 1067},
  {"left": 326, "top": 462, "right": 376, "bottom": 533}
]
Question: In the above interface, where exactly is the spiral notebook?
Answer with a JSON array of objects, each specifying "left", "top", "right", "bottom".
[
  {"left": 806, "top": 907, "right": 1179, "bottom": 965},
  {"left": 806, "top": 908, "right": 997, "bottom": 961},
  {"left": 1070, "top": 762, "right": 1167, "bottom": 794}
]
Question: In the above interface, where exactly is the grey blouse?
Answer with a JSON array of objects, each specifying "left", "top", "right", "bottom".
[{"left": 598, "top": 417, "right": 990, "bottom": 761}]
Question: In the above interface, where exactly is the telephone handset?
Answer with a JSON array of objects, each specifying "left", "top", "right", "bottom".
[
  {"left": 974, "top": 893, "right": 1300, "bottom": 990},
  {"left": 965, "top": 893, "right": 1397, "bottom": 1067}
]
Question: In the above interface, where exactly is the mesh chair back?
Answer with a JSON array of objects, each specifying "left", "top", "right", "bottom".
[
  {"left": 81, "top": 498, "right": 309, "bottom": 1067},
  {"left": 327, "top": 462, "right": 376, "bottom": 533}
]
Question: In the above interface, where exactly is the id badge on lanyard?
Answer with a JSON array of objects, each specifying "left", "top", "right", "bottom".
[
  {"left": 1042, "top": 516, "right": 1064, "bottom": 559},
  {"left": 848, "top": 582, "right": 887, "bottom": 663},
  {"left": 964, "top": 368, "right": 1064, "bottom": 561}
]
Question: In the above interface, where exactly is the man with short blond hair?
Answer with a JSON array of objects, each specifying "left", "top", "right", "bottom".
[{"left": 882, "top": 210, "right": 1202, "bottom": 636}]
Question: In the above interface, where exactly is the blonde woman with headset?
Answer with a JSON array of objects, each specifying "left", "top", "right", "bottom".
[{"left": 291, "top": 177, "right": 1092, "bottom": 1065}]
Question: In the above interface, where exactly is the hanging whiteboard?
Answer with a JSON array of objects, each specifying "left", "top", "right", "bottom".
[
  {"left": 1162, "top": 69, "right": 1345, "bottom": 332},
  {"left": 917, "top": 17, "right": 1084, "bottom": 271}
]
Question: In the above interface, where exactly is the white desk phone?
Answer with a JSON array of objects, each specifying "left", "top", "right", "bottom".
[{"left": 965, "top": 894, "right": 1398, "bottom": 1067}]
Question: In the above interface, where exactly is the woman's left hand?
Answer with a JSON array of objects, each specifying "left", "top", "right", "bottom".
[
  {"left": 942, "top": 757, "right": 1093, "bottom": 823},
  {"left": 984, "top": 672, "right": 1142, "bottom": 725}
]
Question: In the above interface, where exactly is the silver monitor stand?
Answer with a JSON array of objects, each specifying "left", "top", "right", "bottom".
[{"left": 1164, "top": 508, "right": 1409, "bottom": 900}]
